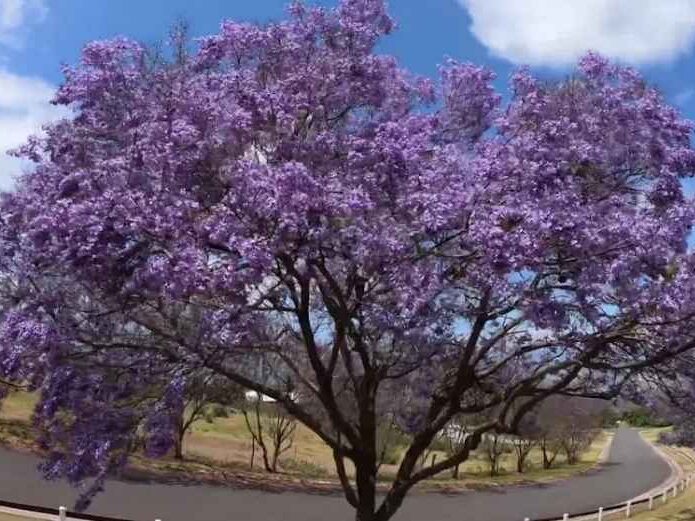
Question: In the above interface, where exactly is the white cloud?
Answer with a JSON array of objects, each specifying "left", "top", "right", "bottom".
[
  {"left": 0, "top": 0, "right": 47, "bottom": 47},
  {"left": 0, "top": 70, "right": 68, "bottom": 190},
  {"left": 0, "top": 0, "right": 63, "bottom": 191},
  {"left": 459, "top": 0, "right": 695, "bottom": 67}
]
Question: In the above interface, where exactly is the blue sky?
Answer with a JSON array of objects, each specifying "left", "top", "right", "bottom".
[{"left": 2, "top": 0, "right": 695, "bottom": 188}]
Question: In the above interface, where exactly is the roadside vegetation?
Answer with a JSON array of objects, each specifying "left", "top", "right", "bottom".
[
  {"left": 629, "top": 430, "right": 695, "bottom": 521},
  {"left": 0, "top": 390, "right": 609, "bottom": 491},
  {"left": 0, "top": 514, "right": 33, "bottom": 521}
]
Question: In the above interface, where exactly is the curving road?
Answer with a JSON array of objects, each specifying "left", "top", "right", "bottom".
[{"left": 0, "top": 428, "right": 671, "bottom": 521}]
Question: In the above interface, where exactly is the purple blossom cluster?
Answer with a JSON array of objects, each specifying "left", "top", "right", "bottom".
[{"left": 0, "top": 1, "right": 695, "bottom": 519}]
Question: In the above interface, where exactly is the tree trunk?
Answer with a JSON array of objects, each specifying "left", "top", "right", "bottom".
[
  {"left": 174, "top": 429, "right": 184, "bottom": 460},
  {"left": 541, "top": 442, "right": 553, "bottom": 469},
  {"left": 270, "top": 444, "right": 279, "bottom": 473},
  {"left": 260, "top": 444, "right": 273, "bottom": 472},
  {"left": 566, "top": 449, "right": 578, "bottom": 465},
  {"left": 354, "top": 455, "right": 378, "bottom": 521},
  {"left": 354, "top": 374, "right": 379, "bottom": 521}
]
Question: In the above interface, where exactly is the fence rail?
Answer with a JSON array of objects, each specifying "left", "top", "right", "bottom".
[
  {"left": 0, "top": 498, "right": 133, "bottom": 521},
  {"left": 1, "top": 473, "right": 692, "bottom": 521},
  {"left": 524, "top": 472, "right": 695, "bottom": 521}
]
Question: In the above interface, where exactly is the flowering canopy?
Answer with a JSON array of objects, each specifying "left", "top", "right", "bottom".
[{"left": 2, "top": 1, "right": 695, "bottom": 520}]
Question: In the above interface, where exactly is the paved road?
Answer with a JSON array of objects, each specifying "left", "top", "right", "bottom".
[{"left": 0, "top": 428, "right": 671, "bottom": 521}]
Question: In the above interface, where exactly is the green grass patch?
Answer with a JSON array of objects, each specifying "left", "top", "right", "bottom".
[{"left": 0, "top": 390, "right": 613, "bottom": 489}]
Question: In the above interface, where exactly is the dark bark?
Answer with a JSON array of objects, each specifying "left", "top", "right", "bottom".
[
  {"left": 355, "top": 457, "right": 377, "bottom": 521},
  {"left": 124, "top": 256, "right": 646, "bottom": 521},
  {"left": 512, "top": 438, "right": 535, "bottom": 473},
  {"left": 541, "top": 438, "right": 559, "bottom": 469},
  {"left": 174, "top": 431, "right": 184, "bottom": 460},
  {"left": 241, "top": 400, "right": 296, "bottom": 473}
]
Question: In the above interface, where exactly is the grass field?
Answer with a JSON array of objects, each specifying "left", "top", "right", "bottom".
[
  {"left": 629, "top": 430, "right": 695, "bottom": 521},
  {"left": 162, "top": 406, "right": 612, "bottom": 484},
  {"left": 0, "top": 392, "right": 37, "bottom": 423},
  {"left": 0, "top": 390, "right": 611, "bottom": 487},
  {"left": 639, "top": 427, "right": 673, "bottom": 445},
  {"left": 0, "top": 514, "right": 32, "bottom": 521},
  {"left": 0, "top": 399, "right": 691, "bottom": 521},
  {"left": 0, "top": 432, "right": 689, "bottom": 521}
]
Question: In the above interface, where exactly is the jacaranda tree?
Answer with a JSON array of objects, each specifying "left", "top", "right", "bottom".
[
  {"left": 2, "top": 1, "right": 695, "bottom": 520},
  {"left": 645, "top": 352, "right": 695, "bottom": 447}
]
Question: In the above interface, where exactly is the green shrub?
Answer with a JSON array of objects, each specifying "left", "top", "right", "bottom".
[
  {"left": 211, "top": 404, "right": 229, "bottom": 418},
  {"left": 429, "top": 435, "right": 449, "bottom": 452},
  {"left": 381, "top": 444, "right": 401, "bottom": 465},
  {"left": 621, "top": 408, "right": 671, "bottom": 428},
  {"left": 281, "top": 458, "right": 329, "bottom": 477}
]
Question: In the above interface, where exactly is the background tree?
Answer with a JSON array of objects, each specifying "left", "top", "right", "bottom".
[
  {"left": 375, "top": 417, "right": 406, "bottom": 468},
  {"left": 172, "top": 377, "right": 209, "bottom": 460},
  {"left": 1, "top": 1, "right": 695, "bottom": 520},
  {"left": 241, "top": 395, "right": 297, "bottom": 473},
  {"left": 505, "top": 399, "right": 542, "bottom": 473},
  {"left": 529, "top": 397, "right": 602, "bottom": 469},
  {"left": 173, "top": 374, "right": 243, "bottom": 460},
  {"left": 511, "top": 435, "right": 537, "bottom": 474},
  {"left": 444, "top": 416, "right": 470, "bottom": 479},
  {"left": 538, "top": 432, "right": 563, "bottom": 470},
  {"left": 558, "top": 425, "right": 595, "bottom": 466},
  {"left": 619, "top": 406, "right": 670, "bottom": 428},
  {"left": 558, "top": 399, "right": 603, "bottom": 465},
  {"left": 482, "top": 433, "right": 511, "bottom": 477},
  {"left": 639, "top": 353, "right": 695, "bottom": 447}
]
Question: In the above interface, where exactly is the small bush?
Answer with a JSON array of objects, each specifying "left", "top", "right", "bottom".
[
  {"left": 381, "top": 444, "right": 401, "bottom": 465},
  {"left": 429, "top": 435, "right": 449, "bottom": 452},
  {"left": 620, "top": 408, "right": 670, "bottom": 428},
  {"left": 211, "top": 404, "right": 229, "bottom": 418},
  {"left": 281, "top": 458, "right": 329, "bottom": 477}
]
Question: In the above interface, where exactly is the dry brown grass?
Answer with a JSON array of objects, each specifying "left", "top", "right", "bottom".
[
  {"left": 0, "top": 392, "right": 36, "bottom": 423},
  {"left": 185, "top": 413, "right": 611, "bottom": 478},
  {"left": 0, "top": 513, "right": 34, "bottom": 521},
  {"left": 628, "top": 434, "right": 695, "bottom": 521},
  {"left": 0, "top": 390, "right": 612, "bottom": 487}
]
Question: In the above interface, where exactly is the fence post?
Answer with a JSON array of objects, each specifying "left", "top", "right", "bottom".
[
  {"left": 626, "top": 500, "right": 632, "bottom": 518},
  {"left": 563, "top": 514, "right": 569, "bottom": 521},
  {"left": 649, "top": 496, "right": 654, "bottom": 510},
  {"left": 59, "top": 506, "right": 67, "bottom": 521},
  {"left": 673, "top": 485, "right": 678, "bottom": 498},
  {"left": 598, "top": 506, "right": 604, "bottom": 521},
  {"left": 663, "top": 489, "right": 667, "bottom": 503}
]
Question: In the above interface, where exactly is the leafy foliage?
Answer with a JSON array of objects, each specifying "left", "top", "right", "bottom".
[
  {"left": 620, "top": 408, "right": 671, "bottom": 428},
  {"left": 1, "top": 1, "right": 695, "bottom": 519}
]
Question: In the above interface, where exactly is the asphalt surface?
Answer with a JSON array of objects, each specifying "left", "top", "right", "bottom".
[{"left": 0, "top": 428, "right": 671, "bottom": 521}]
